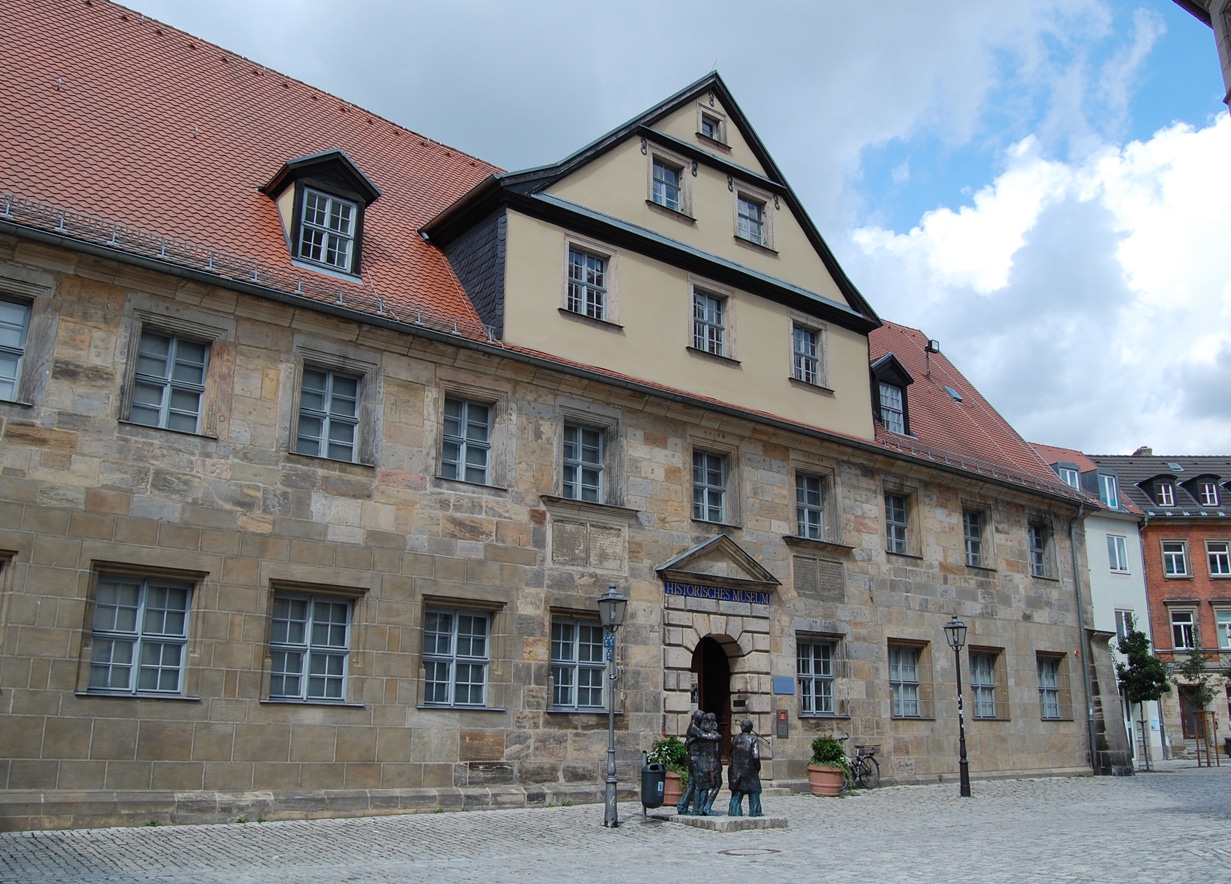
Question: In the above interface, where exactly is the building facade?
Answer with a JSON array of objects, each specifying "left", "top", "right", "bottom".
[
  {"left": 1088, "top": 452, "right": 1231, "bottom": 758},
  {"left": 0, "top": 0, "right": 1124, "bottom": 830}
]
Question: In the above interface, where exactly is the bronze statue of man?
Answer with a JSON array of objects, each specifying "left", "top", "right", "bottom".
[
  {"left": 676, "top": 709, "right": 705, "bottom": 815},
  {"left": 727, "top": 719, "right": 763, "bottom": 817},
  {"left": 694, "top": 712, "right": 723, "bottom": 815}
]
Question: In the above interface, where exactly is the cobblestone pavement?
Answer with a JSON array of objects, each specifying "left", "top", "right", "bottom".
[{"left": 2, "top": 762, "right": 1228, "bottom": 883}]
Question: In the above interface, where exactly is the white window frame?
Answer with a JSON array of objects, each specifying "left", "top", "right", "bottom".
[
  {"left": 1114, "top": 609, "right": 1134, "bottom": 643},
  {"left": 797, "top": 638, "right": 835, "bottom": 715},
  {"left": 296, "top": 366, "right": 361, "bottom": 462},
  {"left": 1208, "top": 541, "right": 1231, "bottom": 577},
  {"left": 696, "top": 104, "right": 727, "bottom": 144},
  {"left": 269, "top": 593, "right": 352, "bottom": 703},
  {"left": 889, "top": 644, "right": 921, "bottom": 718},
  {"left": 963, "top": 510, "right": 985, "bottom": 567},
  {"left": 879, "top": 382, "right": 905, "bottom": 434},
  {"left": 692, "top": 449, "right": 728, "bottom": 523},
  {"left": 970, "top": 651, "right": 997, "bottom": 719},
  {"left": 1157, "top": 482, "right": 1175, "bottom": 507},
  {"left": 0, "top": 296, "right": 31, "bottom": 402},
  {"left": 885, "top": 492, "right": 909, "bottom": 555},
  {"left": 1107, "top": 534, "right": 1130, "bottom": 573},
  {"left": 562, "top": 422, "right": 604, "bottom": 503},
  {"left": 441, "top": 396, "right": 492, "bottom": 485},
  {"left": 423, "top": 608, "right": 491, "bottom": 707},
  {"left": 1058, "top": 466, "right": 1079, "bottom": 489},
  {"left": 566, "top": 245, "right": 608, "bottom": 321},
  {"left": 87, "top": 575, "right": 192, "bottom": 696},
  {"left": 796, "top": 473, "right": 826, "bottom": 540},
  {"left": 736, "top": 194, "right": 766, "bottom": 245},
  {"left": 692, "top": 289, "right": 727, "bottom": 357},
  {"left": 1038, "top": 656, "right": 1062, "bottom": 720},
  {"left": 1162, "top": 540, "right": 1189, "bottom": 577},
  {"left": 790, "top": 319, "right": 828, "bottom": 387},
  {"left": 1216, "top": 609, "right": 1231, "bottom": 650},
  {"left": 1170, "top": 609, "right": 1195, "bottom": 650},
  {"left": 649, "top": 149, "right": 690, "bottom": 215},
  {"left": 129, "top": 329, "right": 210, "bottom": 433},
  {"left": 1199, "top": 481, "right": 1220, "bottom": 507},
  {"left": 1099, "top": 474, "right": 1119, "bottom": 509},
  {"left": 551, "top": 618, "right": 606, "bottom": 711},
  {"left": 298, "top": 187, "right": 356, "bottom": 273}
]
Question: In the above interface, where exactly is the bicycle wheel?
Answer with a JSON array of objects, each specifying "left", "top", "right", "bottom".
[{"left": 855, "top": 756, "right": 880, "bottom": 789}]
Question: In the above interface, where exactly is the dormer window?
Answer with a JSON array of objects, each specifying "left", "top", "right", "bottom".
[
  {"left": 299, "top": 189, "right": 356, "bottom": 271},
  {"left": 1055, "top": 465, "right": 1079, "bottom": 489},
  {"left": 879, "top": 383, "right": 905, "bottom": 434},
  {"left": 1156, "top": 481, "right": 1175, "bottom": 507},
  {"left": 870, "top": 352, "right": 913, "bottom": 436},
  {"left": 1199, "top": 481, "right": 1219, "bottom": 507},
  {"left": 1099, "top": 474, "right": 1119, "bottom": 509},
  {"left": 261, "top": 150, "right": 381, "bottom": 280}
]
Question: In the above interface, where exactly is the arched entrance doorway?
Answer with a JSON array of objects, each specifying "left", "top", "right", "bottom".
[{"left": 692, "top": 636, "right": 732, "bottom": 760}]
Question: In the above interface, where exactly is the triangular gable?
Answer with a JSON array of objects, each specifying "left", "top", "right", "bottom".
[
  {"left": 655, "top": 535, "right": 781, "bottom": 589},
  {"left": 870, "top": 353, "right": 914, "bottom": 387}
]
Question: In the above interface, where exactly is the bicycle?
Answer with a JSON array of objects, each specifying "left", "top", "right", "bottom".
[{"left": 838, "top": 735, "right": 881, "bottom": 789}]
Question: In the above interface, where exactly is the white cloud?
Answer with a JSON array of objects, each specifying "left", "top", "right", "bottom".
[{"left": 847, "top": 114, "right": 1231, "bottom": 455}]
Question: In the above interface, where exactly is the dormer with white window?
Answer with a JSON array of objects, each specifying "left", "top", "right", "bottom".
[
  {"left": 1182, "top": 474, "right": 1223, "bottom": 509},
  {"left": 870, "top": 353, "right": 914, "bottom": 436},
  {"left": 1081, "top": 468, "right": 1121, "bottom": 510},
  {"left": 261, "top": 150, "right": 382, "bottom": 280}
]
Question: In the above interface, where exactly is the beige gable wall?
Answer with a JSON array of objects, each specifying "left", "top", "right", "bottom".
[
  {"left": 653, "top": 97, "right": 765, "bottom": 174},
  {"left": 543, "top": 127, "right": 849, "bottom": 304},
  {"left": 501, "top": 211, "right": 874, "bottom": 440}
]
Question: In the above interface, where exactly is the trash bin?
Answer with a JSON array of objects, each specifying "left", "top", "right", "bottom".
[{"left": 641, "top": 752, "right": 665, "bottom": 811}]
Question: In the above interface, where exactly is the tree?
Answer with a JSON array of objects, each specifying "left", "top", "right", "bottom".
[
  {"left": 1113, "top": 614, "right": 1169, "bottom": 770},
  {"left": 1171, "top": 625, "right": 1226, "bottom": 762}
]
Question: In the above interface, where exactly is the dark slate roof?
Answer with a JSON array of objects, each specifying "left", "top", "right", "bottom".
[
  {"left": 1030, "top": 443, "right": 1142, "bottom": 515},
  {"left": 1087, "top": 454, "right": 1231, "bottom": 519}
]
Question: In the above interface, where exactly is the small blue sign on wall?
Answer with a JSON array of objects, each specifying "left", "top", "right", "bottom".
[{"left": 773, "top": 676, "right": 795, "bottom": 695}]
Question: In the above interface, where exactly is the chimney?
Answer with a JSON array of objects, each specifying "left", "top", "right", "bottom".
[{"left": 1132, "top": 446, "right": 1152, "bottom": 456}]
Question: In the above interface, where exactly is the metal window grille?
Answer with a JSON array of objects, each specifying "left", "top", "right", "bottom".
[
  {"left": 88, "top": 576, "right": 191, "bottom": 695},
  {"left": 130, "top": 331, "right": 209, "bottom": 433},
  {"left": 692, "top": 450, "right": 726, "bottom": 522},
  {"left": 551, "top": 619, "right": 605, "bottom": 710},
  {"left": 652, "top": 160, "right": 682, "bottom": 211},
  {"left": 885, "top": 493, "right": 909, "bottom": 554},
  {"left": 963, "top": 511, "right": 984, "bottom": 567},
  {"left": 889, "top": 645, "right": 920, "bottom": 718},
  {"left": 269, "top": 595, "right": 351, "bottom": 702},
  {"left": 692, "top": 291, "right": 725, "bottom": 355},
  {"left": 792, "top": 325, "right": 818, "bottom": 384},
  {"left": 797, "top": 640, "right": 834, "bottom": 714},
  {"left": 796, "top": 474, "right": 825, "bottom": 540},
  {"left": 0, "top": 297, "right": 31, "bottom": 401},
  {"left": 423, "top": 609, "right": 490, "bottom": 707},
  {"left": 442, "top": 397, "right": 491, "bottom": 484},
  {"left": 296, "top": 367, "right": 360, "bottom": 462},
  {"left": 298, "top": 188, "right": 355, "bottom": 271},
  {"left": 562, "top": 423, "right": 603, "bottom": 503},
  {"left": 567, "top": 248, "right": 606, "bottom": 320}
]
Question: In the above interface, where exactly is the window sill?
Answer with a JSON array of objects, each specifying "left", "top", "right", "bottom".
[
  {"left": 1031, "top": 572, "right": 1059, "bottom": 582},
  {"left": 966, "top": 564, "right": 997, "bottom": 574},
  {"left": 783, "top": 535, "right": 854, "bottom": 556},
  {"left": 691, "top": 517, "right": 741, "bottom": 530},
  {"left": 1040, "top": 717, "right": 1075, "bottom": 723},
  {"left": 291, "top": 257, "right": 363, "bottom": 284},
  {"left": 973, "top": 716, "right": 1012, "bottom": 722},
  {"left": 433, "top": 476, "right": 507, "bottom": 494},
  {"left": 1163, "top": 575, "right": 1194, "bottom": 580},
  {"left": 733, "top": 235, "right": 777, "bottom": 255},
  {"left": 548, "top": 708, "right": 619, "bottom": 716},
  {"left": 886, "top": 551, "right": 923, "bottom": 561},
  {"left": 417, "top": 705, "right": 507, "bottom": 712},
  {"left": 890, "top": 716, "right": 935, "bottom": 722},
  {"left": 558, "top": 308, "right": 623, "bottom": 331},
  {"left": 260, "top": 699, "right": 365, "bottom": 708},
  {"left": 0, "top": 398, "right": 32, "bottom": 409},
  {"left": 799, "top": 712, "right": 850, "bottom": 720},
  {"left": 788, "top": 377, "right": 834, "bottom": 395},
  {"left": 287, "top": 451, "right": 374, "bottom": 470},
  {"left": 77, "top": 692, "right": 200, "bottom": 701},
  {"left": 685, "top": 346, "right": 740, "bottom": 366},
  {"left": 118, "top": 420, "right": 218, "bottom": 442},
  {"left": 539, "top": 495, "right": 640, "bottom": 523},
  {"left": 645, "top": 200, "right": 695, "bottom": 223},
  {"left": 696, "top": 132, "right": 730, "bottom": 150}
]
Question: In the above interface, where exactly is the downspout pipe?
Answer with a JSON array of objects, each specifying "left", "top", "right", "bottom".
[{"left": 1069, "top": 504, "right": 1099, "bottom": 773}]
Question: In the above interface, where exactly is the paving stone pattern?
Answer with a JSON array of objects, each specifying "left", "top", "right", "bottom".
[{"left": 1, "top": 763, "right": 1228, "bottom": 883}]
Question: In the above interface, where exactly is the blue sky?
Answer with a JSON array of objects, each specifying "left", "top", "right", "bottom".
[{"left": 130, "top": 1, "right": 1231, "bottom": 455}]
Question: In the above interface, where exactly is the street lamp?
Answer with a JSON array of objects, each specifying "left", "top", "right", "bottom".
[
  {"left": 943, "top": 614, "right": 972, "bottom": 798},
  {"left": 597, "top": 582, "right": 628, "bottom": 828}
]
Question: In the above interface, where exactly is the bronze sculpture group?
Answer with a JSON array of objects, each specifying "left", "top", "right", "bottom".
[{"left": 675, "top": 712, "right": 762, "bottom": 817}]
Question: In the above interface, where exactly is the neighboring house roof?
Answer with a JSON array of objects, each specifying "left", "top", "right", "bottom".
[
  {"left": 1087, "top": 454, "right": 1231, "bottom": 520},
  {"left": 1030, "top": 443, "right": 1142, "bottom": 514},
  {"left": 868, "top": 323, "right": 1082, "bottom": 498},
  {"left": 1, "top": 0, "right": 500, "bottom": 337}
]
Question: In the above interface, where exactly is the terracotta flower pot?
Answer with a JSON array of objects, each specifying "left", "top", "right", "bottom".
[
  {"left": 663, "top": 770, "right": 684, "bottom": 807},
  {"left": 807, "top": 764, "right": 845, "bottom": 797}
]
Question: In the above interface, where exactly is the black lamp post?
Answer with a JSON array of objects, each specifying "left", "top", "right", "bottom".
[
  {"left": 597, "top": 582, "right": 628, "bottom": 828},
  {"left": 943, "top": 614, "right": 972, "bottom": 798}
]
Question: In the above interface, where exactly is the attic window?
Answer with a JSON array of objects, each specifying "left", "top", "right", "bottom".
[
  {"left": 261, "top": 149, "right": 381, "bottom": 280},
  {"left": 1156, "top": 481, "right": 1175, "bottom": 507},
  {"left": 879, "top": 383, "right": 905, "bottom": 434},
  {"left": 870, "top": 352, "right": 913, "bottom": 436},
  {"left": 943, "top": 385, "right": 963, "bottom": 402}
]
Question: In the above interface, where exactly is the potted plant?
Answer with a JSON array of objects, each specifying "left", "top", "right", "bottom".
[
  {"left": 807, "top": 735, "right": 850, "bottom": 797},
  {"left": 648, "top": 735, "right": 689, "bottom": 806}
]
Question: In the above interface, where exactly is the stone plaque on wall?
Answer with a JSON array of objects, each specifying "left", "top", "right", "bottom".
[
  {"left": 794, "top": 555, "right": 845, "bottom": 602},
  {"left": 551, "top": 520, "right": 588, "bottom": 566},
  {"left": 550, "top": 518, "right": 626, "bottom": 571}
]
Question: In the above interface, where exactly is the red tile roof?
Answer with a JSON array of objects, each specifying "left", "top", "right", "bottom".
[
  {"left": 869, "top": 323, "right": 1080, "bottom": 496},
  {"left": 0, "top": 0, "right": 499, "bottom": 335},
  {"left": 1029, "top": 443, "right": 1142, "bottom": 513}
]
